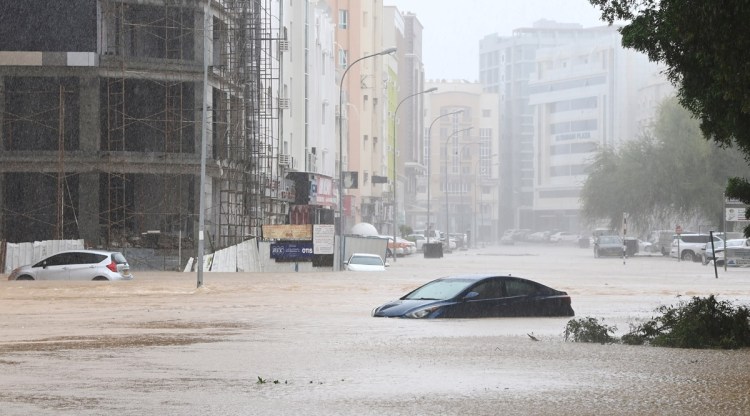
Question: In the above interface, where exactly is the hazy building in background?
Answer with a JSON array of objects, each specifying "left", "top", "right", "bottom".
[
  {"left": 384, "top": 7, "right": 427, "bottom": 232},
  {"left": 422, "top": 81, "right": 499, "bottom": 243},
  {"left": 528, "top": 26, "right": 670, "bottom": 231},
  {"left": 479, "top": 20, "right": 590, "bottom": 236},
  {"left": 480, "top": 21, "right": 672, "bottom": 235}
]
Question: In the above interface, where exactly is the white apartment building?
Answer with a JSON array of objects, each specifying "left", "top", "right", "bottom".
[
  {"left": 527, "top": 26, "right": 672, "bottom": 231},
  {"left": 480, "top": 22, "right": 672, "bottom": 234},
  {"left": 280, "top": 0, "right": 338, "bottom": 221},
  {"left": 479, "top": 20, "right": 586, "bottom": 235}
]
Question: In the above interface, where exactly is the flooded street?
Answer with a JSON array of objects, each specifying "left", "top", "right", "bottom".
[{"left": 1, "top": 244, "right": 749, "bottom": 415}]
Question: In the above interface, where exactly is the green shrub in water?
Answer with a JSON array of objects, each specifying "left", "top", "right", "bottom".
[
  {"left": 622, "top": 295, "right": 750, "bottom": 349},
  {"left": 564, "top": 317, "right": 617, "bottom": 344}
]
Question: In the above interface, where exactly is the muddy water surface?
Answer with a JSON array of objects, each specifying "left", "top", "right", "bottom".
[{"left": 1, "top": 244, "right": 749, "bottom": 415}]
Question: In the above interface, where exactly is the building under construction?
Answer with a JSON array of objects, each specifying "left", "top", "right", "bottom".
[{"left": 0, "top": 0, "right": 290, "bottom": 259}]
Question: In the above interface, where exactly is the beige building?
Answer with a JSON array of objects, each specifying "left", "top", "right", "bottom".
[
  {"left": 329, "top": 0, "right": 390, "bottom": 233},
  {"left": 422, "top": 81, "right": 500, "bottom": 244},
  {"left": 384, "top": 7, "right": 428, "bottom": 236}
]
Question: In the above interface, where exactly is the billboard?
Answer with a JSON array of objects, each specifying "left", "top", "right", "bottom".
[
  {"left": 262, "top": 224, "right": 313, "bottom": 240},
  {"left": 270, "top": 242, "right": 314, "bottom": 261}
]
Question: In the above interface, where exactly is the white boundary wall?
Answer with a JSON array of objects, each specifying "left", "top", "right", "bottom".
[{"left": 3, "top": 240, "right": 85, "bottom": 273}]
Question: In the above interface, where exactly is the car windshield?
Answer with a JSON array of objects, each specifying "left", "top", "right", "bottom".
[
  {"left": 350, "top": 256, "right": 382, "bottom": 266},
  {"left": 403, "top": 278, "right": 474, "bottom": 301},
  {"left": 599, "top": 236, "right": 620, "bottom": 244}
]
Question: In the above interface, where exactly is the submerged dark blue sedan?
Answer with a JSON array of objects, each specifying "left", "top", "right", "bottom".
[{"left": 372, "top": 274, "right": 574, "bottom": 319}]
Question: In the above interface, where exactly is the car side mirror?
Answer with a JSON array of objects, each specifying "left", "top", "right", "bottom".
[
  {"left": 384, "top": 262, "right": 390, "bottom": 267},
  {"left": 463, "top": 291, "right": 479, "bottom": 301}
]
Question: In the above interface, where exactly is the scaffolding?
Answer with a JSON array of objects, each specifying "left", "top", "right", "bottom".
[
  {"left": 214, "top": 0, "right": 283, "bottom": 245},
  {"left": 1, "top": 0, "right": 282, "bottom": 255},
  {"left": 100, "top": 0, "right": 282, "bottom": 249}
]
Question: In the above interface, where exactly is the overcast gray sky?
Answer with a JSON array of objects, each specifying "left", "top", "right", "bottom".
[{"left": 385, "top": 0, "right": 606, "bottom": 81}]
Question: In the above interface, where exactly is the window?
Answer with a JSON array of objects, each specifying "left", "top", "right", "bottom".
[
  {"left": 505, "top": 279, "right": 541, "bottom": 296},
  {"left": 339, "top": 10, "right": 348, "bottom": 29},
  {"left": 470, "top": 280, "right": 504, "bottom": 300},
  {"left": 482, "top": 109, "right": 491, "bottom": 117},
  {"left": 339, "top": 48, "right": 348, "bottom": 68}
]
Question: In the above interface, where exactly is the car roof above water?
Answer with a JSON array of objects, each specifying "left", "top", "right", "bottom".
[{"left": 438, "top": 274, "right": 514, "bottom": 282}]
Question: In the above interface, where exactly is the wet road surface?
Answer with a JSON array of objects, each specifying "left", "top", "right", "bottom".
[{"left": 1, "top": 244, "right": 749, "bottom": 415}]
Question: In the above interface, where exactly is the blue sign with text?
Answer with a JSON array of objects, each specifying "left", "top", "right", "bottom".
[{"left": 270, "top": 242, "right": 314, "bottom": 260}]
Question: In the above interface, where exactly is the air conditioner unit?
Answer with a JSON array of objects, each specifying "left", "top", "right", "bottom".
[
  {"left": 278, "top": 98, "right": 290, "bottom": 109},
  {"left": 279, "top": 154, "right": 292, "bottom": 167},
  {"left": 279, "top": 40, "right": 289, "bottom": 51}
]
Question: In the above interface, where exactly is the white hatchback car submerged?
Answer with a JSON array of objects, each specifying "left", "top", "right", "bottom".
[
  {"left": 8, "top": 250, "right": 134, "bottom": 281},
  {"left": 344, "top": 253, "right": 388, "bottom": 271}
]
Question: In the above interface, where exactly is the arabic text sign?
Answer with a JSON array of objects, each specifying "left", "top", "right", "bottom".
[
  {"left": 726, "top": 207, "right": 749, "bottom": 222},
  {"left": 313, "top": 224, "right": 335, "bottom": 255}
]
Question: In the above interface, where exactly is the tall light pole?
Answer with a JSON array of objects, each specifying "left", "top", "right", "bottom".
[
  {"left": 443, "top": 127, "right": 472, "bottom": 253},
  {"left": 338, "top": 47, "right": 396, "bottom": 270},
  {"left": 426, "top": 110, "right": 462, "bottom": 242},
  {"left": 391, "top": 87, "right": 437, "bottom": 260},
  {"left": 197, "top": 1, "right": 210, "bottom": 288}
]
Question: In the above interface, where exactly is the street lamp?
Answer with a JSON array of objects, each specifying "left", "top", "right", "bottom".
[
  {"left": 426, "top": 110, "right": 462, "bottom": 242},
  {"left": 443, "top": 127, "right": 472, "bottom": 252},
  {"left": 338, "top": 47, "right": 396, "bottom": 270},
  {"left": 197, "top": 2, "right": 210, "bottom": 288},
  {"left": 392, "top": 87, "right": 437, "bottom": 260}
]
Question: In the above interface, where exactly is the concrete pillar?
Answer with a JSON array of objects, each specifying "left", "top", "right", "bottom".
[{"left": 77, "top": 75, "right": 101, "bottom": 244}]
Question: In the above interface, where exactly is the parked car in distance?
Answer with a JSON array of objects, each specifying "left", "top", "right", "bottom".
[
  {"left": 397, "top": 237, "right": 417, "bottom": 255},
  {"left": 413, "top": 229, "right": 442, "bottom": 243},
  {"left": 550, "top": 231, "right": 579, "bottom": 243},
  {"left": 702, "top": 238, "right": 750, "bottom": 265},
  {"left": 380, "top": 235, "right": 410, "bottom": 257},
  {"left": 449, "top": 233, "right": 468, "bottom": 249},
  {"left": 439, "top": 233, "right": 457, "bottom": 250},
  {"left": 723, "top": 245, "right": 750, "bottom": 267},
  {"left": 372, "top": 274, "right": 574, "bottom": 319},
  {"left": 670, "top": 233, "right": 722, "bottom": 262},
  {"left": 593, "top": 235, "right": 624, "bottom": 257},
  {"left": 344, "top": 253, "right": 388, "bottom": 271},
  {"left": 592, "top": 228, "right": 618, "bottom": 239},
  {"left": 405, "top": 234, "right": 427, "bottom": 252},
  {"left": 527, "top": 231, "right": 551, "bottom": 242},
  {"left": 650, "top": 230, "right": 675, "bottom": 256},
  {"left": 7, "top": 250, "right": 133, "bottom": 281}
]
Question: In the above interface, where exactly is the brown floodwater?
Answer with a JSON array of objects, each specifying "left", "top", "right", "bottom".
[{"left": 1, "top": 244, "right": 749, "bottom": 415}]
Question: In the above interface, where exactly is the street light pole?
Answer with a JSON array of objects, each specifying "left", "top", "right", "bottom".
[
  {"left": 392, "top": 87, "right": 437, "bottom": 260},
  {"left": 338, "top": 47, "right": 396, "bottom": 270},
  {"left": 197, "top": 2, "right": 210, "bottom": 288},
  {"left": 443, "top": 127, "right": 472, "bottom": 253},
  {"left": 426, "top": 110, "right": 462, "bottom": 242}
]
